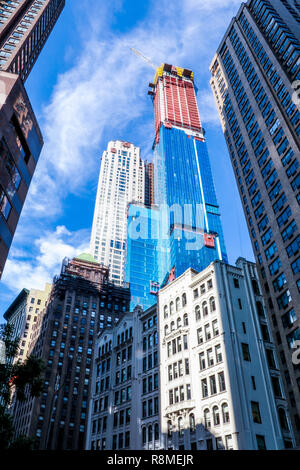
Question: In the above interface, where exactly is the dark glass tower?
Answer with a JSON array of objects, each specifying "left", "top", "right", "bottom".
[{"left": 210, "top": 0, "right": 300, "bottom": 443}]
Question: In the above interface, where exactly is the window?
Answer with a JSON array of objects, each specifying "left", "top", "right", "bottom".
[
  {"left": 0, "top": 186, "right": 11, "bottom": 220},
  {"left": 207, "top": 348, "right": 214, "bottom": 367},
  {"left": 210, "top": 375, "right": 217, "bottom": 395},
  {"left": 213, "top": 406, "right": 220, "bottom": 426},
  {"left": 215, "top": 344, "right": 222, "bottom": 363},
  {"left": 256, "top": 435, "right": 266, "bottom": 450},
  {"left": 212, "top": 320, "right": 219, "bottom": 336},
  {"left": 178, "top": 418, "right": 184, "bottom": 436},
  {"left": 189, "top": 413, "right": 196, "bottom": 432},
  {"left": 271, "top": 376, "right": 283, "bottom": 398},
  {"left": 218, "top": 372, "right": 226, "bottom": 392},
  {"left": 222, "top": 403, "right": 230, "bottom": 424},
  {"left": 199, "top": 352, "right": 206, "bottom": 371},
  {"left": 204, "top": 409, "right": 211, "bottom": 428},
  {"left": 202, "top": 379, "right": 208, "bottom": 398},
  {"left": 278, "top": 408, "right": 289, "bottom": 431},
  {"left": 204, "top": 324, "right": 211, "bottom": 341},
  {"left": 197, "top": 328, "right": 203, "bottom": 345},
  {"left": 251, "top": 401, "right": 262, "bottom": 424},
  {"left": 209, "top": 297, "right": 216, "bottom": 312}
]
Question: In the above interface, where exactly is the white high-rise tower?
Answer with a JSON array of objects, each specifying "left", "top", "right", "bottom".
[{"left": 90, "top": 140, "right": 147, "bottom": 284}]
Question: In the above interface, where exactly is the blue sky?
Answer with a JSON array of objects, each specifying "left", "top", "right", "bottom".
[{"left": 0, "top": 0, "right": 255, "bottom": 322}]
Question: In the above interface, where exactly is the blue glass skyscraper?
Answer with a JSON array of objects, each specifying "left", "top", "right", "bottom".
[{"left": 149, "top": 64, "right": 228, "bottom": 283}]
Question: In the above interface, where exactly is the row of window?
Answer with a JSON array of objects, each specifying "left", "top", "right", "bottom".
[
  {"left": 201, "top": 372, "right": 226, "bottom": 398},
  {"left": 142, "top": 396, "right": 159, "bottom": 418},
  {"left": 168, "top": 359, "right": 190, "bottom": 381},
  {"left": 142, "top": 373, "right": 159, "bottom": 393},
  {"left": 163, "top": 294, "right": 187, "bottom": 318},
  {"left": 168, "top": 384, "right": 192, "bottom": 405},
  {"left": 143, "top": 331, "right": 158, "bottom": 350}
]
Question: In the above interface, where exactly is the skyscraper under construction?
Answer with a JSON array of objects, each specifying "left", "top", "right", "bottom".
[{"left": 148, "top": 64, "right": 228, "bottom": 284}]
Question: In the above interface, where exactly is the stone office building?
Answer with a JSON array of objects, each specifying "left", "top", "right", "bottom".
[
  {"left": 11, "top": 253, "right": 130, "bottom": 450},
  {"left": 86, "top": 304, "right": 163, "bottom": 450},
  {"left": 158, "top": 258, "right": 295, "bottom": 450}
]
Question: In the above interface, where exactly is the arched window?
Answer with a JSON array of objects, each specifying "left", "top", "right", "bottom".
[
  {"left": 177, "top": 317, "right": 182, "bottom": 328},
  {"left": 148, "top": 425, "right": 153, "bottom": 442},
  {"left": 202, "top": 301, "right": 208, "bottom": 316},
  {"left": 182, "top": 293, "right": 187, "bottom": 307},
  {"left": 164, "top": 325, "right": 169, "bottom": 336},
  {"left": 154, "top": 331, "right": 158, "bottom": 345},
  {"left": 154, "top": 423, "right": 159, "bottom": 441},
  {"left": 170, "top": 301, "right": 174, "bottom": 315},
  {"left": 109, "top": 340, "right": 112, "bottom": 350},
  {"left": 183, "top": 313, "right": 189, "bottom": 326},
  {"left": 278, "top": 408, "right": 289, "bottom": 431},
  {"left": 167, "top": 420, "right": 172, "bottom": 437},
  {"left": 195, "top": 305, "right": 201, "bottom": 321},
  {"left": 210, "top": 297, "right": 216, "bottom": 312},
  {"left": 171, "top": 321, "right": 175, "bottom": 331},
  {"left": 189, "top": 413, "right": 195, "bottom": 432},
  {"left": 222, "top": 403, "right": 230, "bottom": 424},
  {"left": 204, "top": 408, "right": 211, "bottom": 428},
  {"left": 148, "top": 334, "right": 153, "bottom": 348},
  {"left": 142, "top": 427, "right": 147, "bottom": 444},
  {"left": 178, "top": 417, "right": 184, "bottom": 436},
  {"left": 213, "top": 406, "right": 220, "bottom": 426},
  {"left": 176, "top": 297, "right": 180, "bottom": 311},
  {"left": 143, "top": 336, "right": 147, "bottom": 351},
  {"left": 164, "top": 305, "right": 168, "bottom": 319}
]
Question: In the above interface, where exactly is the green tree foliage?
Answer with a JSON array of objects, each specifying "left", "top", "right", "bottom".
[{"left": 0, "top": 323, "right": 45, "bottom": 450}]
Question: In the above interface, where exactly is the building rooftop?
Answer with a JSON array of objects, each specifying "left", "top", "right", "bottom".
[{"left": 74, "top": 253, "right": 99, "bottom": 265}]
